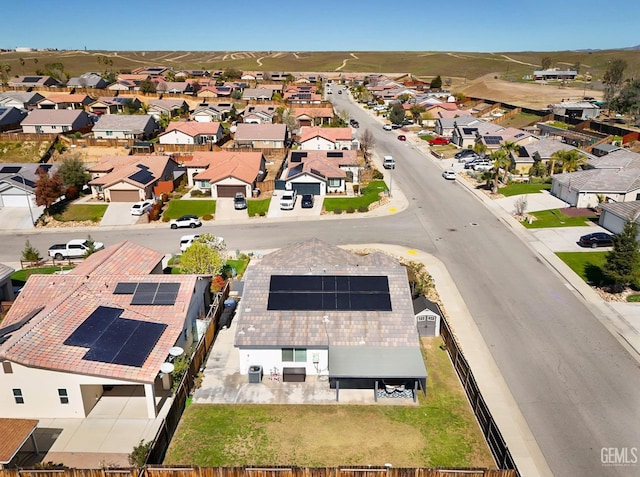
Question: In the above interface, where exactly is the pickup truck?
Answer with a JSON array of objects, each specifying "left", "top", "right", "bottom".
[{"left": 48, "top": 239, "right": 105, "bottom": 260}]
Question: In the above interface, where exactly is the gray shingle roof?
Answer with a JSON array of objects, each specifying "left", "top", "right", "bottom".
[
  {"left": 600, "top": 200, "right": 640, "bottom": 222},
  {"left": 93, "top": 114, "right": 155, "bottom": 131},
  {"left": 587, "top": 149, "right": 640, "bottom": 170},
  {"left": 553, "top": 168, "right": 640, "bottom": 193}
]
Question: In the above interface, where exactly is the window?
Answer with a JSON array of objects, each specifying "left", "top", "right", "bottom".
[
  {"left": 328, "top": 179, "right": 341, "bottom": 187},
  {"left": 106, "top": 131, "right": 113, "bottom": 137},
  {"left": 2, "top": 361, "right": 12, "bottom": 374},
  {"left": 13, "top": 388, "right": 24, "bottom": 404},
  {"left": 282, "top": 348, "right": 307, "bottom": 362},
  {"left": 58, "top": 388, "right": 69, "bottom": 404}
]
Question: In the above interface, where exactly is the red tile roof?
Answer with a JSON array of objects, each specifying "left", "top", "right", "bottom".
[
  {"left": 190, "top": 151, "right": 263, "bottom": 184},
  {"left": 70, "top": 241, "right": 164, "bottom": 276},
  {"left": 0, "top": 418, "right": 39, "bottom": 464},
  {"left": 299, "top": 126, "right": 352, "bottom": 143},
  {"left": 161, "top": 121, "right": 221, "bottom": 138},
  {"left": 89, "top": 155, "right": 175, "bottom": 188}
]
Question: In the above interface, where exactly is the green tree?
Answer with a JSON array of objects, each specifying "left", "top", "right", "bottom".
[
  {"left": 559, "top": 149, "right": 587, "bottom": 172},
  {"left": 610, "top": 79, "right": 640, "bottom": 115},
  {"left": 42, "top": 62, "right": 68, "bottom": 82},
  {"left": 128, "top": 440, "right": 152, "bottom": 467},
  {"left": 473, "top": 142, "right": 487, "bottom": 157},
  {"left": 541, "top": 57, "right": 552, "bottom": 70},
  {"left": 139, "top": 78, "right": 156, "bottom": 94},
  {"left": 409, "top": 104, "right": 425, "bottom": 123},
  {"left": 603, "top": 58, "right": 628, "bottom": 109},
  {"left": 389, "top": 102, "right": 405, "bottom": 125},
  {"left": 21, "top": 240, "right": 42, "bottom": 265},
  {"left": 179, "top": 234, "right": 225, "bottom": 275},
  {"left": 572, "top": 61, "right": 581, "bottom": 74},
  {"left": 58, "top": 155, "right": 90, "bottom": 188},
  {"left": 0, "top": 64, "right": 11, "bottom": 84},
  {"left": 222, "top": 68, "right": 241, "bottom": 81},
  {"left": 489, "top": 149, "right": 511, "bottom": 193},
  {"left": 397, "top": 93, "right": 412, "bottom": 104},
  {"left": 604, "top": 221, "right": 640, "bottom": 292},
  {"left": 35, "top": 170, "right": 64, "bottom": 215},
  {"left": 83, "top": 235, "right": 99, "bottom": 259},
  {"left": 529, "top": 160, "right": 547, "bottom": 177},
  {"left": 123, "top": 98, "right": 141, "bottom": 114},
  {"left": 430, "top": 75, "right": 442, "bottom": 89}
]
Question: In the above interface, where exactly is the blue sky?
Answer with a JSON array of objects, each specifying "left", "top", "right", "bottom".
[{"left": 2, "top": 0, "right": 638, "bottom": 52}]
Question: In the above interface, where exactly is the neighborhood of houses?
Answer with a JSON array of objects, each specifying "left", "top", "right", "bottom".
[{"left": 0, "top": 63, "right": 639, "bottom": 469}]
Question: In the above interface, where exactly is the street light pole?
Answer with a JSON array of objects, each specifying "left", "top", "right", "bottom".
[
  {"left": 389, "top": 163, "right": 393, "bottom": 198},
  {"left": 15, "top": 172, "right": 35, "bottom": 226}
]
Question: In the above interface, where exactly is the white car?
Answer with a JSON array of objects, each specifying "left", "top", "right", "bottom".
[
  {"left": 130, "top": 199, "right": 154, "bottom": 216},
  {"left": 473, "top": 162, "right": 494, "bottom": 172},
  {"left": 170, "top": 215, "right": 202, "bottom": 229},
  {"left": 180, "top": 234, "right": 224, "bottom": 252},
  {"left": 383, "top": 155, "right": 395, "bottom": 169},
  {"left": 442, "top": 170, "right": 457, "bottom": 180},
  {"left": 280, "top": 190, "right": 297, "bottom": 210},
  {"left": 383, "top": 124, "right": 393, "bottom": 131}
]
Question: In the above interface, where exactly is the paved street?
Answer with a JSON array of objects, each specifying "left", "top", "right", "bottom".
[{"left": 2, "top": 94, "right": 640, "bottom": 476}]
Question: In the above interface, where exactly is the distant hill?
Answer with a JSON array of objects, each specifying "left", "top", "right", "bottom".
[{"left": 1, "top": 49, "right": 639, "bottom": 83}]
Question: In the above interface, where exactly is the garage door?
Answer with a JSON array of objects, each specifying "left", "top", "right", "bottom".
[
  {"left": 291, "top": 183, "right": 321, "bottom": 195},
  {"left": 109, "top": 190, "right": 140, "bottom": 202},
  {"left": 1, "top": 194, "right": 31, "bottom": 207},
  {"left": 217, "top": 185, "right": 246, "bottom": 198}
]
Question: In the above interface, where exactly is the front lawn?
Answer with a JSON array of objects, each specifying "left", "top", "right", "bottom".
[
  {"left": 226, "top": 256, "right": 250, "bottom": 278},
  {"left": 555, "top": 251, "right": 609, "bottom": 285},
  {"left": 52, "top": 204, "right": 108, "bottom": 222},
  {"left": 12, "top": 266, "right": 74, "bottom": 284},
  {"left": 323, "top": 181, "right": 388, "bottom": 212},
  {"left": 499, "top": 182, "right": 551, "bottom": 197},
  {"left": 164, "top": 338, "right": 494, "bottom": 468},
  {"left": 522, "top": 209, "right": 596, "bottom": 228},
  {"left": 164, "top": 200, "right": 216, "bottom": 219},
  {"left": 247, "top": 198, "right": 270, "bottom": 217}
]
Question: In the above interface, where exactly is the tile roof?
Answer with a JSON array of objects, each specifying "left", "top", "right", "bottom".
[
  {"left": 299, "top": 126, "right": 352, "bottom": 143},
  {"left": 291, "top": 107, "right": 334, "bottom": 119},
  {"left": 191, "top": 151, "right": 263, "bottom": 184},
  {"left": 553, "top": 168, "right": 640, "bottom": 193},
  {"left": 87, "top": 155, "right": 140, "bottom": 173},
  {"left": 600, "top": 200, "right": 640, "bottom": 222},
  {"left": 234, "top": 123, "right": 287, "bottom": 141},
  {"left": 70, "top": 241, "right": 164, "bottom": 276},
  {"left": 93, "top": 114, "right": 155, "bottom": 131},
  {"left": 21, "top": 109, "right": 88, "bottom": 126},
  {"left": 89, "top": 155, "right": 175, "bottom": 188},
  {"left": 587, "top": 149, "right": 640, "bottom": 170},
  {"left": 0, "top": 418, "right": 39, "bottom": 464},
  {"left": 521, "top": 138, "right": 577, "bottom": 159},
  {"left": 0, "top": 263, "right": 15, "bottom": 281},
  {"left": 161, "top": 121, "right": 221, "bottom": 138},
  {"left": 39, "top": 93, "right": 91, "bottom": 103},
  {"left": 235, "top": 239, "right": 419, "bottom": 349},
  {"left": 286, "top": 150, "right": 356, "bottom": 180}
]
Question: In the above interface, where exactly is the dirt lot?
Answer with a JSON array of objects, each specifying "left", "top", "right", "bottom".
[
  {"left": 52, "top": 145, "right": 131, "bottom": 165},
  {"left": 457, "top": 73, "right": 603, "bottom": 109}
]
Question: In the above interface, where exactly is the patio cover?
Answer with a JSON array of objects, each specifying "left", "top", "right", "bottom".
[
  {"left": 329, "top": 345, "right": 427, "bottom": 380},
  {"left": 0, "top": 418, "right": 39, "bottom": 466}
]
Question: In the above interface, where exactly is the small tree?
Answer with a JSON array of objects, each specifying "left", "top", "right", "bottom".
[
  {"left": 359, "top": 129, "right": 375, "bottom": 163},
  {"left": 529, "top": 160, "right": 547, "bottom": 177},
  {"left": 180, "top": 234, "right": 225, "bottom": 275},
  {"left": 514, "top": 196, "right": 528, "bottom": 217},
  {"left": 128, "top": 440, "right": 152, "bottom": 468},
  {"left": 21, "top": 240, "right": 42, "bottom": 265},
  {"left": 409, "top": 104, "right": 425, "bottom": 123},
  {"left": 139, "top": 78, "right": 156, "bottom": 94},
  {"left": 58, "top": 155, "right": 90, "bottom": 189},
  {"left": 35, "top": 170, "right": 64, "bottom": 215},
  {"left": 389, "top": 102, "right": 405, "bottom": 125},
  {"left": 604, "top": 221, "right": 640, "bottom": 292},
  {"left": 83, "top": 235, "right": 99, "bottom": 259},
  {"left": 541, "top": 57, "right": 552, "bottom": 70},
  {"left": 429, "top": 75, "right": 442, "bottom": 90}
]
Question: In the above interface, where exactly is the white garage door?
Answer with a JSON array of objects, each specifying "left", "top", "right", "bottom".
[{"left": 1, "top": 194, "right": 31, "bottom": 207}]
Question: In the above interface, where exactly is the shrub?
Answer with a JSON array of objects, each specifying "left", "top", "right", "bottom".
[
  {"left": 630, "top": 277, "right": 640, "bottom": 291},
  {"left": 259, "top": 211, "right": 266, "bottom": 216},
  {"left": 65, "top": 185, "right": 79, "bottom": 200},
  {"left": 128, "top": 440, "right": 152, "bottom": 468},
  {"left": 162, "top": 215, "right": 171, "bottom": 222},
  {"left": 333, "top": 208, "right": 342, "bottom": 214},
  {"left": 346, "top": 207, "right": 355, "bottom": 214},
  {"left": 372, "top": 169, "right": 384, "bottom": 180},
  {"left": 358, "top": 205, "right": 369, "bottom": 213},
  {"left": 202, "top": 213, "right": 213, "bottom": 221},
  {"left": 161, "top": 193, "right": 169, "bottom": 203},
  {"left": 190, "top": 189, "right": 204, "bottom": 197}
]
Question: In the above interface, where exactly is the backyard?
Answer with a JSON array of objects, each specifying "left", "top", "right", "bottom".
[{"left": 164, "top": 338, "right": 494, "bottom": 468}]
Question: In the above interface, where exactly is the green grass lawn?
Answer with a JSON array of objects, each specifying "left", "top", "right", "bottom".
[
  {"left": 11, "top": 266, "right": 74, "bottom": 284},
  {"left": 555, "top": 251, "right": 609, "bottom": 285},
  {"left": 522, "top": 209, "right": 596, "bottom": 228},
  {"left": 499, "top": 182, "right": 551, "bottom": 197},
  {"left": 247, "top": 198, "right": 270, "bottom": 217},
  {"left": 324, "top": 181, "right": 388, "bottom": 212},
  {"left": 52, "top": 204, "right": 108, "bottom": 222},
  {"left": 163, "top": 338, "right": 494, "bottom": 468},
  {"left": 226, "top": 257, "right": 250, "bottom": 278},
  {"left": 164, "top": 200, "right": 216, "bottom": 219}
]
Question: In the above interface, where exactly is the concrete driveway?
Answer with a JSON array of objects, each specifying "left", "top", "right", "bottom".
[
  {"left": 530, "top": 225, "right": 613, "bottom": 252},
  {"left": 99, "top": 202, "right": 144, "bottom": 226},
  {"left": 0, "top": 205, "right": 44, "bottom": 230},
  {"left": 494, "top": 191, "right": 568, "bottom": 214},
  {"left": 215, "top": 197, "right": 249, "bottom": 221},
  {"left": 267, "top": 191, "right": 322, "bottom": 218}
]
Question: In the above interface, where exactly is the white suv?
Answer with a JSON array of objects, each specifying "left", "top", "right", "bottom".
[
  {"left": 130, "top": 199, "right": 154, "bottom": 216},
  {"left": 383, "top": 155, "right": 396, "bottom": 169},
  {"left": 279, "top": 190, "right": 297, "bottom": 210}
]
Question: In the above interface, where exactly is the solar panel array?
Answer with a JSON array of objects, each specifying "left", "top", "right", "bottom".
[
  {"left": 327, "top": 151, "right": 344, "bottom": 158},
  {"left": 128, "top": 164, "right": 155, "bottom": 184},
  {"left": 64, "top": 306, "right": 167, "bottom": 367},
  {"left": 290, "top": 151, "right": 307, "bottom": 162},
  {"left": 0, "top": 166, "right": 21, "bottom": 174},
  {"left": 22, "top": 77, "right": 40, "bottom": 83},
  {"left": 12, "top": 176, "right": 35, "bottom": 187},
  {"left": 113, "top": 281, "right": 180, "bottom": 306},
  {"left": 484, "top": 136, "right": 502, "bottom": 145},
  {"left": 267, "top": 275, "right": 392, "bottom": 311}
]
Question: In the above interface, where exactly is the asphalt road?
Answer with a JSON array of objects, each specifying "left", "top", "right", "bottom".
[{"left": 3, "top": 94, "right": 640, "bottom": 476}]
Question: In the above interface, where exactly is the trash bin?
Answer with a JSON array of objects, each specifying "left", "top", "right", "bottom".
[{"left": 248, "top": 365, "right": 263, "bottom": 383}]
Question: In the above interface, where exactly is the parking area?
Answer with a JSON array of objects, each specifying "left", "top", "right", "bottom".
[
  {"left": 215, "top": 197, "right": 249, "bottom": 221},
  {"left": 530, "top": 225, "right": 613, "bottom": 252},
  {"left": 267, "top": 190, "right": 322, "bottom": 218},
  {"left": 0, "top": 205, "right": 43, "bottom": 230},
  {"left": 100, "top": 202, "right": 143, "bottom": 226}
]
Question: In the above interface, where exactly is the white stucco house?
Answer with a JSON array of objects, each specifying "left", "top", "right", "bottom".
[
  {"left": 158, "top": 121, "right": 223, "bottom": 145},
  {"left": 299, "top": 126, "right": 355, "bottom": 150},
  {"left": 282, "top": 150, "right": 359, "bottom": 195},
  {"left": 551, "top": 168, "right": 640, "bottom": 208}
]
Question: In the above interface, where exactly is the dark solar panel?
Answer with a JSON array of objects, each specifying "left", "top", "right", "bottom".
[
  {"left": 136, "top": 282, "right": 159, "bottom": 293},
  {"left": 322, "top": 293, "right": 337, "bottom": 310},
  {"left": 349, "top": 276, "right": 389, "bottom": 292},
  {"left": 129, "top": 169, "right": 155, "bottom": 184},
  {"left": 310, "top": 168, "right": 325, "bottom": 178},
  {"left": 485, "top": 136, "right": 502, "bottom": 145},
  {"left": 131, "top": 291, "right": 156, "bottom": 305},
  {"left": 336, "top": 293, "right": 350, "bottom": 310},
  {"left": 83, "top": 318, "right": 139, "bottom": 362},
  {"left": 64, "top": 306, "right": 122, "bottom": 347},
  {"left": 327, "top": 151, "right": 343, "bottom": 158},
  {"left": 290, "top": 151, "right": 307, "bottom": 162},
  {"left": 23, "top": 77, "right": 41, "bottom": 83},
  {"left": 298, "top": 275, "right": 322, "bottom": 291},
  {"left": 0, "top": 306, "right": 44, "bottom": 338},
  {"left": 158, "top": 282, "right": 179, "bottom": 294},
  {"left": 322, "top": 276, "right": 336, "bottom": 291},
  {"left": 113, "top": 282, "right": 138, "bottom": 295},
  {"left": 12, "top": 176, "right": 35, "bottom": 188},
  {"left": 153, "top": 293, "right": 177, "bottom": 305},
  {"left": 0, "top": 166, "right": 21, "bottom": 173},
  {"left": 287, "top": 163, "right": 304, "bottom": 178},
  {"left": 336, "top": 276, "right": 349, "bottom": 291},
  {"left": 112, "top": 321, "right": 166, "bottom": 367}
]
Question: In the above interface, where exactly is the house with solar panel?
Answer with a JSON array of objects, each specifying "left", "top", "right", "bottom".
[
  {"left": 282, "top": 150, "right": 360, "bottom": 196},
  {"left": 0, "top": 106, "right": 27, "bottom": 132},
  {"left": 66, "top": 72, "right": 110, "bottom": 89},
  {"left": 234, "top": 239, "right": 427, "bottom": 400},
  {"left": 88, "top": 96, "right": 142, "bottom": 115},
  {"left": 0, "top": 92, "right": 45, "bottom": 111},
  {"left": 0, "top": 163, "right": 57, "bottom": 208},
  {"left": 0, "top": 240, "right": 212, "bottom": 419},
  {"left": 7, "top": 76, "right": 63, "bottom": 88}
]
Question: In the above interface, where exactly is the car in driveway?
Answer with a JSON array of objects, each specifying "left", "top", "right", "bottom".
[
  {"left": 170, "top": 215, "right": 202, "bottom": 229},
  {"left": 464, "top": 157, "right": 487, "bottom": 169},
  {"left": 233, "top": 192, "right": 247, "bottom": 210},
  {"left": 428, "top": 136, "right": 450, "bottom": 145},
  {"left": 397, "top": 134, "right": 407, "bottom": 141},
  {"left": 472, "top": 161, "right": 493, "bottom": 172},
  {"left": 455, "top": 149, "right": 478, "bottom": 160},
  {"left": 301, "top": 194, "right": 314, "bottom": 208},
  {"left": 279, "top": 190, "right": 297, "bottom": 210},
  {"left": 130, "top": 199, "right": 154, "bottom": 216},
  {"left": 579, "top": 232, "right": 615, "bottom": 248},
  {"left": 442, "top": 170, "right": 457, "bottom": 180}
]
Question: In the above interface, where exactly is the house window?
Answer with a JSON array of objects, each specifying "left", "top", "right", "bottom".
[
  {"left": 58, "top": 388, "right": 69, "bottom": 404},
  {"left": 51, "top": 125, "right": 57, "bottom": 130},
  {"left": 62, "top": 126, "right": 70, "bottom": 132},
  {"left": 328, "top": 179, "right": 341, "bottom": 188},
  {"left": 2, "top": 361, "right": 12, "bottom": 373},
  {"left": 282, "top": 348, "right": 307, "bottom": 362},
  {"left": 13, "top": 388, "right": 24, "bottom": 404},
  {"left": 106, "top": 131, "right": 113, "bottom": 137}
]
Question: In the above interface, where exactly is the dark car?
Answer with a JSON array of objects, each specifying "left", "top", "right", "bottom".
[
  {"left": 301, "top": 194, "right": 314, "bottom": 208},
  {"left": 454, "top": 149, "right": 478, "bottom": 159},
  {"left": 397, "top": 134, "right": 407, "bottom": 141},
  {"left": 579, "top": 232, "right": 615, "bottom": 248},
  {"left": 391, "top": 124, "right": 401, "bottom": 129}
]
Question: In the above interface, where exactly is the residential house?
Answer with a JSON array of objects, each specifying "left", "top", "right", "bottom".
[
  {"left": 131, "top": 66, "right": 169, "bottom": 78},
  {"left": 233, "top": 123, "right": 288, "bottom": 149},
  {"left": 0, "top": 107, "right": 27, "bottom": 132},
  {"left": 551, "top": 168, "right": 640, "bottom": 208},
  {"left": 66, "top": 73, "right": 110, "bottom": 89},
  {"left": 550, "top": 100, "right": 600, "bottom": 120},
  {"left": 599, "top": 201, "right": 640, "bottom": 240},
  {"left": 35, "top": 94, "right": 93, "bottom": 110},
  {"left": 0, "top": 92, "right": 45, "bottom": 110},
  {"left": 20, "top": 109, "right": 93, "bottom": 134},
  {"left": 436, "top": 115, "right": 479, "bottom": 140},
  {"left": 187, "top": 150, "right": 265, "bottom": 198},
  {"left": 0, "top": 240, "right": 212, "bottom": 420},
  {"left": 478, "top": 127, "right": 536, "bottom": 151},
  {"left": 242, "top": 88, "right": 274, "bottom": 101},
  {"left": 107, "top": 79, "right": 137, "bottom": 92},
  {"left": 586, "top": 149, "right": 640, "bottom": 171},
  {"left": 283, "top": 150, "right": 359, "bottom": 195},
  {"left": 88, "top": 154, "right": 180, "bottom": 202},
  {"left": 88, "top": 96, "right": 142, "bottom": 115},
  {"left": 518, "top": 139, "right": 585, "bottom": 174},
  {"left": 191, "top": 104, "right": 225, "bottom": 123},
  {"left": 242, "top": 105, "right": 277, "bottom": 124},
  {"left": 533, "top": 69, "right": 578, "bottom": 81},
  {"left": 299, "top": 126, "right": 354, "bottom": 151},
  {"left": 0, "top": 163, "right": 57, "bottom": 208},
  {"left": 158, "top": 121, "right": 223, "bottom": 146},
  {"left": 283, "top": 85, "right": 322, "bottom": 104},
  {"left": 7, "top": 76, "right": 63, "bottom": 88},
  {"left": 0, "top": 263, "right": 15, "bottom": 306},
  {"left": 92, "top": 114, "right": 158, "bottom": 140},
  {"left": 234, "top": 239, "right": 427, "bottom": 399},
  {"left": 291, "top": 107, "right": 333, "bottom": 127},
  {"left": 156, "top": 81, "right": 194, "bottom": 95},
  {"left": 147, "top": 99, "right": 189, "bottom": 120}
]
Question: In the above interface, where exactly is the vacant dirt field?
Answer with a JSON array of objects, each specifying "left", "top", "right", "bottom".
[
  {"left": 457, "top": 74, "right": 603, "bottom": 109},
  {"left": 52, "top": 145, "right": 131, "bottom": 165}
]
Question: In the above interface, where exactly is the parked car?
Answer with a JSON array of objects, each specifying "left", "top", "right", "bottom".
[
  {"left": 383, "top": 155, "right": 396, "bottom": 169},
  {"left": 458, "top": 152, "right": 480, "bottom": 162},
  {"left": 280, "top": 190, "right": 297, "bottom": 210},
  {"left": 464, "top": 157, "right": 487, "bottom": 169},
  {"left": 391, "top": 124, "right": 401, "bottom": 129},
  {"left": 397, "top": 134, "right": 407, "bottom": 141},
  {"left": 170, "top": 215, "right": 202, "bottom": 229},
  {"left": 48, "top": 239, "right": 105, "bottom": 260},
  {"left": 338, "top": 90, "right": 343, "bottom": 94},
  {"left": 349, "top": 119, "right": 360, "bottom": 128},
  {"left": 180, "top": 234, "right": 224, "bottom": 252},
  {"left": 428, "top": 136, "right": 450, "bottom": 145},
  {"left": 455, "top": 149, "right": 478, "bottom": 159},
  {"left": 472, "top": 161, "right": 493, "bottom": 172},
  {"left": 579, "top": 232, "right": 615, "bottom": 248},
  {"left": 130, "top": 199, "right": 154, "bottom": 216},
  {"left": 234, "top": 192, "right": 247, "bottom": 210},
  {"left": 442, "top": 170, "right": 457, "bottom": 180},
  {"left": 301, "top": 194, "right": 315, "bottom": 208},
  {"left": 383, "top": 124, "right": 393, "bottom": 131}
]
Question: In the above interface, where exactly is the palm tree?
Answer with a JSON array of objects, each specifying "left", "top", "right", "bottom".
[
  {"left": 499, "top": 140, "right": 519, "bottom": 180},
  {"left": 550, "top": 149, "right": 586, "bottom": 174},
  {"left": 490, "top": 150, "right": 511, "bottom": 193},
  {"left": 473, "top": 141, "right": 487, "bottom": 158},
  {"left": 410, "top": 104, "right": 425, "bottom": 124}
]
